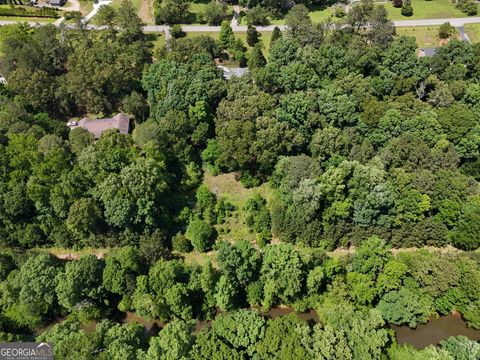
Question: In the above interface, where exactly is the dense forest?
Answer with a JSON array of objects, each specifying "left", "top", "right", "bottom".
[{"left": 0, "top": 0, "right": 480, "bottom": 358}]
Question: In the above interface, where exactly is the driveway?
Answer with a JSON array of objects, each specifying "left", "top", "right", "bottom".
[{"left": 82, "top": 0, "right": 112, "bottom": 23}]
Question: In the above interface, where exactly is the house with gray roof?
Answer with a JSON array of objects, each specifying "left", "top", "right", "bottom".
[{"left": 68, "top": 113, "right": 130, "bottom": 139}]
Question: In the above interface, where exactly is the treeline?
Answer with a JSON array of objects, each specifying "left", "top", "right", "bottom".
[
  {"left": 1, "top": 1, "right": 480, "bottom": 252},
  {"left": 0, "top": 241, "right": 479, "bottom": 358}
]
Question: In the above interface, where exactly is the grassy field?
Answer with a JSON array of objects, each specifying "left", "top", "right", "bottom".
[
  {"left": 203, "top": 171, "right": 273, "bottom": 245},
  {"left": 257, "top": 5, "right": 337, "bottom": 25},
  {"left": 0, "top": 15, "right": 56, "bottom": 22},
  {"left": 383, "top": 0, "right": 467, "bottom": 20},
  {"left": 464, "top": 23, "right": 480, "bottom": 43},
  {"left": 396, "top": 25, "right": 459, "bottom": 48},
  {"left": 79, "top": 0, "right": 93, "bottom": 15}
]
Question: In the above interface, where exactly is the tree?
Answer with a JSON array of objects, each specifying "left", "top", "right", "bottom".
[
  {"left": 270, "top": 26, "right": 282, "bottom": 49},
  {"left": 146, "top": 320, "right": 195, "bottom": 360},
  {"left": 451, "top": 197, "right": 480, "bottom": 250},
  {"left": 438, "top": 22, "right": 455, "bottom": 39},
  {"left": 204, "top": 1, "right": 228, "bottom": 25},
  {"left": 401, "top": 0, "right": 413, "bottom": 16},
  {"left": 247, "top": 25, "right": 260, "bottom": 47},
  {"left": 260, "top": 244, "right": 304, "bottom": 308},
  {"left": 103, "top": 247, "right": 145, "bottom": 298},
  {"left": 185, "top": 219, "right": 216, "bottom": 252},
  {"left": 66, "top": 197, "right": 104, "bottom": 239},
  {"left": 4, "top": 254, "right": 61, "bottom": 327},
  {"left": 285, "top": 5, "right": 312, "bottom": 44},
  {"left": 377, "top": 288, "right": 432, "bottom": 327},
  {"left": 248, "top": 44, "right": 267, "bottom": 69},
  {"left": 245, "top": 6, "right": 270, "bottom": 26},
  {"left": 155, "top": 0, "right": 191, "bottom": 24},
  {"left": 351, "top": 236, "right": 391, "bottom": 278},
  {"left": 55, "top": 255, "right": 105, "bottom": 313},
  {"left": 219, "top": 20, "right": 235, "bottom": 50},
  {"left": 217, "top": 240, "right": 261, "bottom": 286},
  {"left": 212, "top": 310, "right": 265, "bottom": 355}
]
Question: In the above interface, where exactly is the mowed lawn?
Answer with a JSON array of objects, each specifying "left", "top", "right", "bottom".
[
  {"left": 383, "top": 0, "right": 467, "bottom": 20},
  {"left": 464, "top": 23, "right": 480, "bottom": 43},
  {"left": 396, "top": 25, "right": 459, "bottom": 48},
  {"left": 269, "top": 5, "right": 337, "bottom": 25}
]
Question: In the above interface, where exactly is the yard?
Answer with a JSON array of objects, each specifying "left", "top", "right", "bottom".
[
  {"left": 396, "top": 25, "right": 459, "bottom": 48},
  {"left": 382, "top": 0, "right": 467, "bottom": 20},
  {"left": 464, "top": 23, "right": 480, "bottom": 43}
]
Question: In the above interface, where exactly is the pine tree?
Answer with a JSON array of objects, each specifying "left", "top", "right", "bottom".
[
  {"left": 247, "top": 25, "right": 260, "bottom": 47},
  {"left": 270, "top": 26, "right": 282, "bottom": 49},
  {"left": 248, "top": 43, "right": 267, "bottom": 69},
  {"left": 219, "top": 20, "right": 235, "bottom": 50}
]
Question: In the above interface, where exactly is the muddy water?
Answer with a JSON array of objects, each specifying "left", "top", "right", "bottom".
[{"left": 392, "top": 312, "right": 480, "bottom": 349}]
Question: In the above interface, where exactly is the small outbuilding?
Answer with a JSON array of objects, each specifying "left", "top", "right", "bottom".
[
  {"left": 419, "top": 47, "right": 438, "bottom": 57},
  {"left": 68, "top": 113, "right": 130, "bottom": 139},
  {"left": 49, "top": 0, "right": 66, "bottom": 6}
]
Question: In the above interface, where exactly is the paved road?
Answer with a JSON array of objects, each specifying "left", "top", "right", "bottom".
[{"left": 2, "top": 16, "right": 480, "bottom": 32}]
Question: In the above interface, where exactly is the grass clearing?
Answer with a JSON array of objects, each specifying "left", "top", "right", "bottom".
[
  {"left": 464, "top": 23, "right": 480, "bottom": 43},
  {"left": 383, "top": 0, "right": 467, "bottom": 20},
  {"left": 396, "top": 25, "right": 459, "bottom": 48},
  {"left": 79, "top": 0, "right": 93, "bottom": 15},
  {"left": 203, "top": 170, "right": 273, "bottom": 244},
  {"left": 0, "top": 15, "right": 56, "bottom": 22}
]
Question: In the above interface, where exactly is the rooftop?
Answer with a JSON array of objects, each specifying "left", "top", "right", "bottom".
[{"left": 71, "top": 113, "right": 130, "bottom": 139}]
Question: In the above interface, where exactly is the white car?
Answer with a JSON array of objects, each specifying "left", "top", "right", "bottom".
[{"left": 67, "top": 121, "right": 78, "bottom": 127}]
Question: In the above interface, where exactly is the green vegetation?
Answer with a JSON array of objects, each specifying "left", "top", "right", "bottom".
[
  {"left": 396, "top": 25, "right": 459, "bottom": 48},
  {"left": 383, "top": 0, "right": 467, "bottom": 20},
  {"left": 0, "top": 0, "right": 480, "bottom": 357},
  {"left": 465, "top": 23, "right": 480, "bottom": 43}
]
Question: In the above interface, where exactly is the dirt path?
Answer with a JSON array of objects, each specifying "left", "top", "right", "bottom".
[{"left": 139, "top": 0, "right": 154, "bottom": 25}]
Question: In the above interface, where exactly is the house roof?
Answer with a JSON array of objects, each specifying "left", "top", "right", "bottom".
[
  {"left": 420, "top": 47, "right": 437, "bottom": 57},
  {"left": 218, "top": 66, "right": 249, "bottom": 80},
  {"left": 77, "top": 113, "right": 130, "bottom": 139}
]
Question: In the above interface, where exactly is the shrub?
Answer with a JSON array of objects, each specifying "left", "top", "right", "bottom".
[
  {"left": 172, "top": 233, "right": 193, "bottom": 253},
  {"left": 333, "top": 6, "right": 346, "bottom": 18},
  {"left": 438, "top": 22, "right": 455, "bottom": 39},
  {"left": 185, "top": 219, "right": 216, "bottom": 252},
  {"left": 401, "top": 1, "right": 413, "bottom": 16},
  {"left": 170, "top": 24, "right": 185, "bottom": 39}
]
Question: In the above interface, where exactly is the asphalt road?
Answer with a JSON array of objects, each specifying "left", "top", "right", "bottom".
[{"left": 2, "top": 16, "right": 480, "bottom": 32}]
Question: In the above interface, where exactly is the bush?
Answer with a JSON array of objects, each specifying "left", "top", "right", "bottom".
[
  {"left": 401, "top": 1, "right": 413, "bottom": 16},
  {"left": 170, "top": 24, "right": 186, "bottom": 38},
  {"left": 456, "top": 0, "right": 478, "bottom": 15},
  {"left": 185, "top": 219, "right": 216, "bottom": 252},
  {"left": 333, "top": 6, "right": 346, "bottom": 18},
  {"left": 0, "top": 6, "right": 59, "bottom": 18},
  {"left": 172, "top": 233, "right": 193, "bottom": 252},
  {"left": 438, "top": 22, "right": 455, "bottom": 39},
  {"left": 64, "top": 11, "right": 81, "bottom": 20}
]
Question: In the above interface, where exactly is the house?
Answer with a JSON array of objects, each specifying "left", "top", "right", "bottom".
[
  {"left": 49, "top": 0, "right": 66, "bottom": 6},
  {"left": 217, "top": 65, "right": 249, "bottom": 80},
  {"left": 68, "top": 113, "right": 130, "bottom": 139},
  {"left": 419, "top": 47, "right": 438, "bottom": 57}
]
